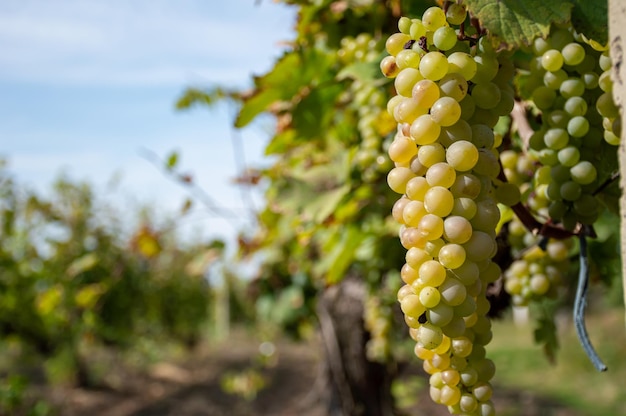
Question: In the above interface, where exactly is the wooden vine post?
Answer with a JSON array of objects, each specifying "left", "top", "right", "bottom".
[{"left": 609, "top": 0, "right": 626, "bottom": 327}]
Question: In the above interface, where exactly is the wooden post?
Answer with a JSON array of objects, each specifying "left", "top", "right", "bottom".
[{"left": 608, "top": 0, "right": 626, "bottom": 327}]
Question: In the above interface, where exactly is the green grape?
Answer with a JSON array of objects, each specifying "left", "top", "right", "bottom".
[
  {"left": 472, "top": 149, "right": 500, "bottom": 178},
  {"left": 402, "top": 200, "right": 427, "bottom": 226},
  {"left": 449, "top": 172, "right": 481, "bottom": 199},
  {"left": 410, "top": 114, "right": 441, "bottom": 144},
  {"left": 394, "top": 97, "right": 426, "bottom": 123},
  {"left": 470, "top": 199, "right": 501, "bottom": 232},
  {"left": 560, "top": 180, "right": 582, "bottom": 201},
  {"left": 386, "top": 32, "right": 411, "bottom": 56},
  {"left": 401, "top": 294, "right": 426, "bottom": 318},
  {"left": 420, "top": 260, "right": 447, "bottom": 286},
  {"left": 446, "top": 3, "right": 467, "bottom": 25},
  {"left": 532, "top": 86, "right": 556, "bottom": 110},
  {"left": 443, "top": 216, "right": 473, "bottom": 244},
  {"left": 446, "top": 140, "right": 479, "bottom": 172},
  {"left": 439, "top": 119, "right": 472, "bottom": 147},
  {"left": 470, "top": 124, "right": 495, "bottom": 148},
  {"left": 381, "top": 55, "right": 400, "bottom": 78},
  {"left": 395, "top": 49, "right": 421, "bottom": 70},
  {"left": 398, "top": 16, "right": 412, "bottom": 34},
  {"left": 532, "top": 36, "right": 550, "bottom": 55},
  {"left": 472, "top": 55, "right": 499, "bottom": 83},
  {"left": 543, "top": 128, "right": 569, "bottom": 149},
  {"left": 412, "top": 79, "right": 441, "bottom": 108},
  {"left": 419, "top": 213, "right": 445, "bottom": 240},
  {"left": 387, "top": 166, "right": 415, "bottom": 194},
  {"left": 426, "top": 162, "right": 457, "bottom": 188},
  {"left": 428, "top": 304, "right": 454, "bottom": 327},
  {"left": 471, "top": 82, "right": 501, "bottom": 110},
  {"left": 559, "top": 78, "right": 585, "bottom": 98},
  {"left": 463, "top": 231, "right": 496, "bottom": 262},
  {"left": 561, "top": 42, "right": 585, "bottom": 66},
  {"left": 422, "top": 6, "right": 447, "bottom": 31},
  {"left": 563, "top": 96, "right": 588, "bottom": 116},
  {"left": 418, "top": 143, "right": 446, "bottom": 167},
  {"left": 433, "top": 26, "right": 458, "bottom": 51},
  {"left": 394, "top": 67, "right": 423, "bottom": 97},
  {"left": 543, "top": 69, "right": 567, "bottom": 89},
  {"left": 596, "top": 92, "right": 620, "bottom": 118},
  {"left": 567, "top": 116, "right": 589, "bottom": 137},
  {"left": 557, "top": 146, "right": 580, "bottom": 166},
  {"left": 451, "top": 197, "right": 477, "bottom": 219},
  {"left": 406, "top": 246, "right": 431, "bottom": 266},
  {"left": 388, "top": 135, "right": 418, "bottom": 164},
  {"left": 570, "top": 160, "right": 597, "bottom": 184},
  {"left": 599, "top": 53, "right": 612, "bottom": 71},
  {"left": 458, "top": 94, "right": 476, "bottom": 120},
  {"left": 419, "top": 287, "right": 442, "bottom": 309},
  {"left": 420, "top": 51, "right": 449, "bottom": 81},
  {"left": 550, "top": 27, "right": 574, "bottom": 49},
  {"left": 401, "top": 263, "right": 419, "bottom": 284},
  {"left": 430, "top": 96, "right": 462, "bottom": 126},
  {"left": 541, "top": 49, "right": 564, "bottom": 72},
  {"left": 448, "top": 52, "right": 477, "bottom": 80},
  {"left": 424, "top": 186, "right": 454, "bottom": 217},
  {"left": 438, "top": 244, "right": 467, "bottom": 270},
  {"left": 410, "top": 20, "right": 427, "bottom": 40},
  {"left": 410, "top": 154, "right": 429, "bottom": 175},
  {"left": 438, "top": 73, "right": 469, "bottom": 101}
]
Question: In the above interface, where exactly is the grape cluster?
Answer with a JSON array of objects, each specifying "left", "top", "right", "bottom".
[
  {"left": 524, "top": 26, "right": 619, "bottom": 230},
  {"left": 339, "top": 34, "right": 396, "bottom": 182},
  {"left": 503, "top": 217, "right": 571, "bottom": 306},
  {"left": 363, "top": 292, "right": 393, "bottom": 362},
  {"left": 382, "top": 5, "right": 510, "bottom": 415}
]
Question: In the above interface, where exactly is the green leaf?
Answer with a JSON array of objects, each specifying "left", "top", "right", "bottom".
[
  {"left": 235, "top": 87, "right": 285, "bottom": 128},
  {"left": 467, "top": 0, "right": 572, "bottom": 47},
  {"left": 532, "top": 300, "right": 560, "bottom": 363},
  {"left": 291, "top": 84, "right": 343, "bottom": 139},
  {"left": 570, "top": 0, "right": 608, "bottom": 46},
  {"left": 175, "top": 87, "right": 235, "bottom": 110},
  {"left": 304, "top": 184, "right": 350, "bottom": 223},
  {"left": 66, "top": 253, "right": 99, "bottom": 279},
  {"left": 235, "top": 53, "right": 304, "bottom": 128},
  {"left": 337, "top": 61, "right": 381, "bottom": 82},
  {"left": 166, "top": 151, "right": 178, "bottom": 170},
  {"left": 315, "top": 226, "right": 363, "bottom": 284}
]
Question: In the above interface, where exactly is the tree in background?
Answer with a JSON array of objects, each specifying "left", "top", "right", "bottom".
[{"left": 0, "top": 160, "right": 222, "bottom": 401}]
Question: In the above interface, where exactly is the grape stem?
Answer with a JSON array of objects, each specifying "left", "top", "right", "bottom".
[{"left": 574, "top": 230, "right": 608, "bottom": 372}]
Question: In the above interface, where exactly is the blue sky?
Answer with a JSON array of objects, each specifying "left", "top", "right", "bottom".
[{"left": 0, "top": 0, "right": 296, "bottom": 244}]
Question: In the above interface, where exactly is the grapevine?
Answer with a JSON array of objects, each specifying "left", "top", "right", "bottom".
[{"left": 380, "top": 1, "right": 617, "bottom": 414}]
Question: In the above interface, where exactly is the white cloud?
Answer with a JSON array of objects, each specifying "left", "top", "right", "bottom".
[{"left": 0, "top": 0, "right": 295, "bottom": 86}]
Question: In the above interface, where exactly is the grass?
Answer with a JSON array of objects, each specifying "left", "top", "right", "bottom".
[{"left": 489, "top": 306, "right": 626, "bottom": 416}]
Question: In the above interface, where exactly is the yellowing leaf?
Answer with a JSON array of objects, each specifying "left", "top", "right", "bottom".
[
  {"left": 75, "top": 284, "right": 105, "bottom": 309},
  {"left": 66, "top": 253, "right": 98, "bottom": 278},
  {"left": 37, "top": 286, "right": 63, "bottom": 316}
]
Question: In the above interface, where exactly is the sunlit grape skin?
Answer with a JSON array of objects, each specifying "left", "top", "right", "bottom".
[{"left": 379, "top": 5, "right": 546, "bottom": 414}]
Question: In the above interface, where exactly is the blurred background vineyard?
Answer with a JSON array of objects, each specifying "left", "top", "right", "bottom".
[{"left": 1, "top": 0, "right": 626, "bottom": 416}]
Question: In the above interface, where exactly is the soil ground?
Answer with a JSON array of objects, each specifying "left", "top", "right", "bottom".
[{"left": 42, "top": 331, "right": 582, "bottom": 416}]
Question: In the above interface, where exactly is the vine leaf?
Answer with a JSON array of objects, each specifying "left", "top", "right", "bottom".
[
  {"left": 466, "top": 0, "right": 572, "bottom": 47},
  {"left": 532, "top": 301, "right": 560, "bottom": 363},
  {"left": 570, "top": 0, "right": 608, "bottom": 46}
]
